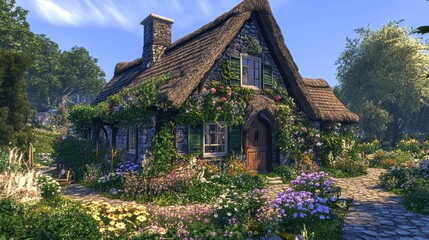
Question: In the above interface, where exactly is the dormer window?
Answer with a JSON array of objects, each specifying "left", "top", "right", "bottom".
[{"left": 241, "top": 54, "right": 261, "bottom": 88}]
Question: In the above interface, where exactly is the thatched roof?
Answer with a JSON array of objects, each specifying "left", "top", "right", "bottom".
[
  {"left": 93, "top": 58, "right": 143, "bottom": 104},
  {"left": 92, "top": 0, "right": 358, "bottom": 123},
  {"left": 243, "top": 95, "right": 278, "bottom": 130},
  {"left": 302, "top": 78, "right": 359, "bottom": 123}
]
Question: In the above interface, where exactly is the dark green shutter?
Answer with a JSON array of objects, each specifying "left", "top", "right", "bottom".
[
  {"left": 263, "top": 65, "right": 273, "bottom": 90},
  {"left": 229, "top": 56, "right": 241, "bottom": 87},
  {"left": 188, "top": 125, "right": 202, "bottom": 155},
  {"left": 228, "top": 125, "right": 242, "bottom": 154}
]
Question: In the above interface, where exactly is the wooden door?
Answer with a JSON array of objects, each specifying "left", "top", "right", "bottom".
[{"left": 246, "top": 121, "right": 269, "bottom": 172}]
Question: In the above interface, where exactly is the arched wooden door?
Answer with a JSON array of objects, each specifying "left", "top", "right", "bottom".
[{"left": 246, "top": 120, "right": 270, "bottom": 172}]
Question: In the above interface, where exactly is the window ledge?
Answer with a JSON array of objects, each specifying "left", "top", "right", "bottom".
[{"left": 241, "top": 85, "right": 261, "bottom": 90}]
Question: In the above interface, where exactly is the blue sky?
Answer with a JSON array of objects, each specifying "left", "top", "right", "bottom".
[{"left": 16, "top": 0, "right": 429, "bottom": 87}]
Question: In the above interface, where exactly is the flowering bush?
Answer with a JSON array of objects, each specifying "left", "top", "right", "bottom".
[
  {"left": 96, "top": 172, "right": 124, "bottom": 192},
  {"left": 414, "top": 157, "right": 429, "bottom": 180},
  {"left": 402, "top": 178, "right": 429, "bottom": 214},
  {"left": 83, "top": 201, "right": 150, "bottom": 238},
  {"left": 116, "top": 161, "right": 140, "bottom": 176},
  {"left": 290, "top": 172, "right": 339, "bottom": 200},
  {"left": 398, "top": 138, "right": 421, "bottom": 153},
  {"left": 177, "top": 82, "right": 255, "bottom": 126},
  {"left": 379, "top": 166, "right": 411, "bottom": 190},
  {"left": 36, "top": 175, "right": 61, "bottom": 199}
]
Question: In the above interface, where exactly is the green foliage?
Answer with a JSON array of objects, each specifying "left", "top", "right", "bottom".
[
  {"left": 0, "top": 0, "right": 32, "bottom": 52},
  {"left": 53, "top": 136, "right": 100, "bottom": 180},
  {"left": 25, "top": 197, "right": 102, "bottom": 240},
  {"left": 0, "top": 51, "right": 32, "bottom": 148},
  {"left": 272, "top": 165, "right": 296, "bottom": 182},
  {"left": 68, "top": 104, "right": 97, "bottom": 135},
  {"left": 0, "top": 198, "right": 26, "bottom": 238},
  {"left": 36, "top": 175, "right": 61, "bottom": 199},
  {"left": 336, "top": 22, "right": 429, "bottom": 145},
  {"left": 402, "top": 178, "right": 429, "bottom": 214},
  {"left": 32, "top": 128, "right": 61, "bottom": 154},
  {"left": 177, "top": 82, "right": 255, "bottom": 126},
  {"left": 247, "top": 37, "right": 262, "bottom": 56},
  {"left": 147, "top": 122, "right": 178, "bottom": 176},
  {"left": 323, "top": 157, "right": 367, "bottom": 178},
  {"left": 95, "top": 75, "right": 171, "bottom": 126},
  {"left": 379, "top": 166, "right": 411, "bottom": 190}
]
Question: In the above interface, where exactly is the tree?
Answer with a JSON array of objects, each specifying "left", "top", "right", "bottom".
[
  {"left": 336, "top": 22, "right": 429, "bottom": 145},
  {"left": 0, "top": 0, "right": 33, "bottom": 52},
  {"left": 26, "top": 34, "right": 61, "bottom": 111},
  {"left": 56, "top": 46, "right": 105, "bottom": 109},
  {"left": 0, "top": 50, "right": 32, "bottom": 148}
]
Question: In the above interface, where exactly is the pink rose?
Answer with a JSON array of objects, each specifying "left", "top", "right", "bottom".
[
  {"left": 226, "top": 86, "right": 231, "bottom": 90},
  {"left": 219, "top": 85, "right": 225, "bottom": 89},
  {"left": 210, "top": 88, "right": 216, "bottom": 93},
  {"left": 227, "top": 92, "right": 232, "bottom": 97},
  {"left": 221, "top": 97, "right": 227, "bottom": 102},
  {"left": 217, "top": 106, "right": 222, "bottom": 110},
  {"left": 274, "top": 95, "right": 282, "bottom": 101}
]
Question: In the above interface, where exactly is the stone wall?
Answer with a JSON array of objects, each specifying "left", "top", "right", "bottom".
[
  {"left": 115, "top": 126, "right": 156, "bottom": 163},
  {"left": 204, "top": 15, "right": 286, "bottom": 90}
]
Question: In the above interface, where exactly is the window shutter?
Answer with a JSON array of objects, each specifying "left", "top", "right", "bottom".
[
  {"left": 228, "top": 125, "right": 242, "bottom": 154},
  {"left": 188, "top": 125, "right": 202, "bottom": 155},
  {"left": 263, "top": 65, "right": 273, "bottom": 90},
  {"left": 229, "top": 56, "right": 241, "bottom": 87}
]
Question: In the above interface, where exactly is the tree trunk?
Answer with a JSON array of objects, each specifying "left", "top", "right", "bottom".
[
  {"left": 391, "top": 112, "right": 403, "bottom": 147},
  {"left": 57, "top": 93, "right": 71, "bottom": 109}
]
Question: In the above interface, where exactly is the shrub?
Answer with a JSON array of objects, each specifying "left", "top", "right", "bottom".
[
  {"left": 272, "top": 165, "right": 296, "bottom": 182},
  {"left": 379, "top": 166, "right": 411, "bottom": 190},
  {"left": 53, "top": 136, "right": 101, "bottom": 179},
  {"left": 398, "top": 138, "right": 421, "bottom": 153},
  {"left": 402, "top": 178, "right": 429, "bottom": 214},
  {"left": 25, "top": 197, "right": 102, "bottom": 240},
  {"left": 0, "top": 198, "right": 26, "bottom": 238},
  {"left": 36, "top": 175, "right": 61, "bottom": 199},
  {"left": 326, "top": 157, "right": 367, "bottom": 178}
]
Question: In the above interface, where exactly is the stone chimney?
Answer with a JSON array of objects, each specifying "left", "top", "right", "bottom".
[{"left": 140, "top": 14, "right": 174, "bottom": 67}]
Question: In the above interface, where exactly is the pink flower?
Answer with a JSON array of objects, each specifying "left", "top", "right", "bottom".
[
  {"left": 274, "top": 95, "right": 282, "bottom": 101},
  {"left": 210, "top": 88, "right": 216, "bottom": 93},
  {"left": 217, "top": 106, "right": 222, "bottom": 110},
  {"left": 219, "top": 85, "right": 225, "bottom": 89},
  {"left": 226, "top": 86, "right": 231, "bottom": 90},
  {"left": 227, "top": 92, "right": 232, "bottom": 97},
  {"left": 212, "top": 100, "right": 216, "bottom": 105},
  {"left": 221, "top": 97, "right": 227, "bottom": 102}
]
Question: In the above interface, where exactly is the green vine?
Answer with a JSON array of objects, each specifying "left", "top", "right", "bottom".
[{"left": 247, "top": 38, "right": 262, "bottom": 56}]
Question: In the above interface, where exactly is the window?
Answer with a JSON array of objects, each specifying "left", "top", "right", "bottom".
[
  {"left": 203, "top": 123, "right": 227, "bottom": 157},
  {"left": 128, "top": 128, "right": 136, "bottom": 154},
  {"left": 242, "top": 55, "right": 261, "bottom": 88}
]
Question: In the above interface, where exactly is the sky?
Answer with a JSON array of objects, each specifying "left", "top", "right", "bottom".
[{"left": 16, "top": 0, "right": 429, "bottom": 87}]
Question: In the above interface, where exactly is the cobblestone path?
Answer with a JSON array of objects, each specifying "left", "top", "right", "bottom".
[{"left": 337, "top": 168, "right": 429, "bottom": 240}]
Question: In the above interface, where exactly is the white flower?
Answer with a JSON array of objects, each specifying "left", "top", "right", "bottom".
[{"left": 227, "top": 212, "right": 232, "bottom": 216}]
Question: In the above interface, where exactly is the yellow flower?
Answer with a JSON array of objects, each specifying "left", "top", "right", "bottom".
[
  {"left": 107, "top": 226, "right": 115, "bottom": 232},
  {"left": 109, "top": 220, "right": 116, "bottom": 226},
  {"left": 137, "top": 215, "right": 147, "bottom": 222},
  {"left": 115, "top": 222, "right": 126, "bottom": 230},
  {"left": 118, "top": 214, "right": 125, "bottom": 220},
  {"left": 99, "top": 227, "right": 106, "bottom": 233},
  {"left": 108, "top": 213, "right": 118, "bottom": 220},
  {"left": 93, "top": 215, "right": 101, "bottom": 221}
]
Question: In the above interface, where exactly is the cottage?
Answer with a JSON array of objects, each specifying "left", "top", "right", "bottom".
[{"left": 92, "top": 0, "right": 358, "bottom": 172}]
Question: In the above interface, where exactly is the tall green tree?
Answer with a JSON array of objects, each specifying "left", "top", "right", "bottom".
[
  {"left": 0, "top": 0, "right": 32, "bottom": 52},
  {"left": 336, "top": 22, "right": 429, "bottom": 145},
  {"left": 0, "top": 50, "right": 32, "bottom": 148},
  {"left": 26, "top": 34, "right": 61, "bottom": 111},
  {"left": 56, "top": 46, "right": 105, "bottom": 109}
]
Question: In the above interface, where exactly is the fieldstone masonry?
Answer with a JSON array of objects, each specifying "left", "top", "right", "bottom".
[{"left": 141, "top": 14, "right": 174, "bottom": 67}]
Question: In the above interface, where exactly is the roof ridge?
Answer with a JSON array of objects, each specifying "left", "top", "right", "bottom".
[{"left": 167, "top": 0, "right": 269, "bottom": 51}]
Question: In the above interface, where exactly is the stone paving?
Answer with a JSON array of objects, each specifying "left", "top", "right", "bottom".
[
  {"left": 337, "top": 168, "right": 429, "bottom": 240},
  {"left": 61, "top": 168, "right": 429, "bottom": 239}
]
